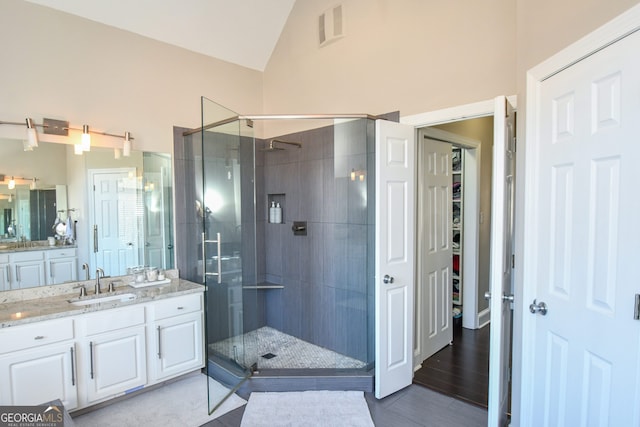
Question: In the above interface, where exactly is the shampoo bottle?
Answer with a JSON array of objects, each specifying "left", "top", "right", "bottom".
[
  {"left": 274, "top": 202, "right": 282, "bottom": 224},
  {"left": 269, "top": 201, "right": 276, "bottom": 223}
]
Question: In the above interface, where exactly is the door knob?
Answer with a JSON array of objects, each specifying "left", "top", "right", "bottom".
[
  {"left": 383, "top": 274, "right": 394, "bottom": 284},
  {"left": 502, "top": 294, "right": 514, "bottom": 302},
  {"left": 484, "top": 292, "right": 491, "bottom": 300},
  {"left": 529, "top": 299, "right": 548, "bottom": 315}
]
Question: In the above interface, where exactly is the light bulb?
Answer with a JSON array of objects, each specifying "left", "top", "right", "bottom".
[
  {"left": 81, "top": 125, "right": 91, "bottom": 152},
  {"left": 8, "top": 177, "right": 15, "bottom": 190},
  {"left": 25, "top": 118, "right": 38, "bottom": 149},
  {"left": 123, "top": 131, "right": 132, "bottom": 157},
  {"left": 74, "top": 144, "right": 84, "bottom": 155}
]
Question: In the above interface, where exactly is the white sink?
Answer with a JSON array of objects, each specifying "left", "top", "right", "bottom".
[{"left": 69, "top": 292, "right": 138, "bottom": 306}]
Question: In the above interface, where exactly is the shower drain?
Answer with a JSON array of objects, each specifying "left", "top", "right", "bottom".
[{"left": 261, "top": 352, "right": 277, "bottom": 359}]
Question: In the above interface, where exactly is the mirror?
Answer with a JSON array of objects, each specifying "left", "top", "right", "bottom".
[{"left": 0, "top": 137, "right": 174, "bottom": 287}]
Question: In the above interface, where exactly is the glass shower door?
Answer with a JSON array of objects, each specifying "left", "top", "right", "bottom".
[{"left": 200, "top": 97, "right": 257, "bottom": 414}]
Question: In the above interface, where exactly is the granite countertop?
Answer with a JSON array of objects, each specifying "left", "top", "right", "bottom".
[
  {"left": 0, "top": 242, "right": 78, "bottom": 254},
  {"left": 0, "top": 271, "right": 204, "bottom": 328}
]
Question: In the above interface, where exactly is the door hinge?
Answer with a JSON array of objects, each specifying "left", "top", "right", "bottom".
[
  {"left": 634, "top": 294, "right": 640, "bottom": 320},
  {"left": 511, "top": 254, "right": 515, "bottom": 269}
]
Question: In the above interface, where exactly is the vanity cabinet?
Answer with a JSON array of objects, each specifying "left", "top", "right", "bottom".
[
  {"left": 148, "top": 293, "right": 204, "bottom": 382},
  {"left": 0, "top": 318, "right": 78, "bottom": 410},
  {"left": 78, "top": 305, "right": 147, "bottom": 404},
  {"left": 0, "top": 290, "right": 204, "bottom": 410},
  {"left": 46, "top": 248, "right": 78, "bottom": 285}
]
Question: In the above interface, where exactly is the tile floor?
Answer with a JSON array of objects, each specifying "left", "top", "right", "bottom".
[
  {"left": 204, "top": 384, "right": 488, "bottom": 426},
  {"left": 209, "top": 326, "right": 367, "bottom": 370}
]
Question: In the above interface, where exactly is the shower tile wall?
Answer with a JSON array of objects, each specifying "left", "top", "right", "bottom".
[{"left": 256, "top": 120, "right": 374, "bottom": 364}]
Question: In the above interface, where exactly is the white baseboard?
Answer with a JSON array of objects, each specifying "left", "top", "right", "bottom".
[{"left": 478, "top": 307, "right": 491, "bottom": 328}]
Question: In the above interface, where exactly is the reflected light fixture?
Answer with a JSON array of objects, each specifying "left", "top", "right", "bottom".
[
  {"left": 123, "top": 131, "right": 132, "bottom": 157},
  {"left": 8, "top": 194, "right": 12, "bottom": 203},
  {"left": 25, "top": 118, "right": 38, "bottom": 151},
  {"left": 8, "top": 177, "right": 15, "bottom": 190},
  {"left": 81, "top": 124, "right": 91, "bottom": 152},
  {"left": 30, "top": 177, "right": 37, "bottom": 190},
  {"left": 114, "top": 147, "right": 122, "bottom": 159}
]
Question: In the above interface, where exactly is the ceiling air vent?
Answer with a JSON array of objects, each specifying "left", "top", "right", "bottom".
[{"left": 319, "top": 4, "right": 344, "bottom": 47}]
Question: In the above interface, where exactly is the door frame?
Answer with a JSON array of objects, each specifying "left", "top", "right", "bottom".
[
  {"left": 402, "top": 96, "right": 516, "bottom": 328},
  {"left": 519, "top": 4, "right": 640, "bottom": 424}
]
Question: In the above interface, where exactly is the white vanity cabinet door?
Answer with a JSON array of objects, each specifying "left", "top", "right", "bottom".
[
  {"left": 0, "top": 256, "right": 10, "bottom": 291},
  {"left": 12, "top": 251, "right": 46, "bottom": 289},
  {"left": 0, "top": 342, "right": 78, "bottom": 410},
  {"left": 0, "top": 317, "right": 77, "bottom": 409},
  {"left": 79, "top": 306, "right": 147, "bottom": 405},
  {"left": 46, "top": 249, "right": 78, "bottom": 285},
  {"left": 148, "top": 293, "right": 204, "bottom": 382}
]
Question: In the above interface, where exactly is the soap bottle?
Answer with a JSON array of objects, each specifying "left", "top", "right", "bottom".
[
  {"left": 269, "top": 201, "right": 276, "bottom": 223},
  {"left": 274, "top": 202, "right": 282, "bottom": 224}
]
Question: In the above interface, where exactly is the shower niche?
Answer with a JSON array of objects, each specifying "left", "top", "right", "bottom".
[
  {"left": 267, "top": 193, "right": 285, "bottom": 224},
  {"left": 175, "top": 98, "right": 377, "bottom": 413}
]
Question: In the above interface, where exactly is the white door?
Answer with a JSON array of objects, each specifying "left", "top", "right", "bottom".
[
  {"left": 415, "top": 137, "right": 453, "bottom": 365},
  {"left": 375, "top": 119, "right": 415, "bottom": 399},
  {"left": 487, "top": 96, "right": 515, "bottom": 426},
  {"left": 521, "top": 26, "right": 640, "bottom": 425},
  {"left": 90, "top": 169, "right": 139, "bottom": 276}
]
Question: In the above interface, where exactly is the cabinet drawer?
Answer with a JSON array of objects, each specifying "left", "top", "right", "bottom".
[
  {"left": 46, "top": 248, "right": 77, "bottom": 259},
  {"left": 83, "top": 305, "right": 145, "bottom": 336},
  {"left": 153, "top": 293, "right": 202, "bottom": 320},
  {"left": 0, "top": 317, "right": 74, "bottom": 354},
  {"left": 0, "top": 254, "right": 9, "bottom": 263},
  {"left": 11, "top": 251, "right": 44, "bottom": 262}
]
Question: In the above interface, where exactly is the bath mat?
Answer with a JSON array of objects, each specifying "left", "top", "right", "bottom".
[
  {"left": 240, "top": 390, "right": 374, "bottom": 427},
  {"left": 73, "top": 372, "right": 246, "bottom": 427}
]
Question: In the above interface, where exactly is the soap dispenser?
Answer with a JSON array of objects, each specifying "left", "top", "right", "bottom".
[
  {"left": 269, "top": 201, "right": 276, "bottom": 223},
  {"left": 274, "top": 202, "right": 282, "bottom": 224}
]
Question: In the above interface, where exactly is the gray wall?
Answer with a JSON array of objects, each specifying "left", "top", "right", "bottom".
[{"left": 257, "top": 120, "right": 375, "bottom": 363}]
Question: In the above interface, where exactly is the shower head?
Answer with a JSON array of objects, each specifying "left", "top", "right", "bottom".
[{"left": 259, "top": 139, "right": 302, "bottom": 151}]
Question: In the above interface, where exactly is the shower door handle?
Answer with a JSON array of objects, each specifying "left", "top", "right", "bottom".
[{"left": 202, "top": 232, "right": 222, "bottom": 284}]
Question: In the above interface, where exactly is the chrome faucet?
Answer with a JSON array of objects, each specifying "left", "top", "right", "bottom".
[
  {"left": 95, "top": 268, "right": 105, "bottom": 294},
  {"left": 82, "top": 263, "right": 90, "bottom": 281}
]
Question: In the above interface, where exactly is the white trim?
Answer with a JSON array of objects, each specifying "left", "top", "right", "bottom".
[
  {"left": 401, "top": 96, "right": 517, "bottom": 128},
  {"left": 519, "top": 4, "right": 640, "bottom": 425},
  {"left": 478, "top": 307, "right": 491, "bottom": 329},
  {"left": 421, "top": 127, "right": 481, "bottom": 330}
]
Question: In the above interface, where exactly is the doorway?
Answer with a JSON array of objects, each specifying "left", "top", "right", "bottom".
[{"left": 413, "top": 116, "right": 494, "bottom": 406}]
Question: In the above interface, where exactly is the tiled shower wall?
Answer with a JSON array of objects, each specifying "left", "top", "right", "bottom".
[{"left": 256, "top": 119, "right": 375, "bottom": 364}]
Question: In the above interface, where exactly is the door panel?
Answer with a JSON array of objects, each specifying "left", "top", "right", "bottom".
[
  {"left": 488, "top": 96, "right": 515, "bottom": 426},
  {"left": 375, "top": 120, "right": 415, "bottom": 399},
  {"left": 415, "top": 138, "right": 452, "bottom": 364},
  {"left": 523, "top": 27, "right": 640, "bottom": 426}
]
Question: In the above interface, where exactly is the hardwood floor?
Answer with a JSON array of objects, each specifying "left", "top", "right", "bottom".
[{"left": 412, "top": 322, "right": 490, "bottom": 409}]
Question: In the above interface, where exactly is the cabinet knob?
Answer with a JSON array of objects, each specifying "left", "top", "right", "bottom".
[{"left": 34, "top": 335, "right": 44, "bottom": 340}]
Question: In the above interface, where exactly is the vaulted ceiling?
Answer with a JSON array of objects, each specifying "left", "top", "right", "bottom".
[{"left": 24, "top": 0, "right": 297, "bottom": 71}]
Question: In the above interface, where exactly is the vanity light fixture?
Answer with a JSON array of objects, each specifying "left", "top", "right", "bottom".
[
  {"left": 123, "top": 131, "right": 132, "bottom": 157},
  {"left": 1, "top": 117, "right": 134, "bottom": 156},
  {"left": 8, "top": 177, "right": 15, "bottom": 190}
]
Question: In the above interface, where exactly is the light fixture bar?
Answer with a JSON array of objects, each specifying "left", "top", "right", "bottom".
[{"left": 1, "top": 118, "right": 133, "bottom": 140}]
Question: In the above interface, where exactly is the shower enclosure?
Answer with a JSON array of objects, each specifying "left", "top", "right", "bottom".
[{"left": 175, "top": 97, "right": 377, "bottom": 414}]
